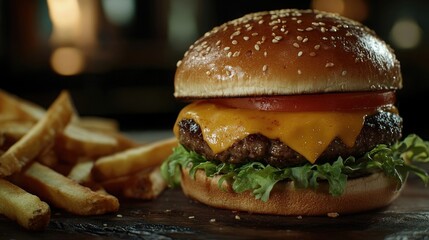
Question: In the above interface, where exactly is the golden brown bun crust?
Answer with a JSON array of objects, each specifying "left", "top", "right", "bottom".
[
  {"left": 175, "top": 9, "right": 402, "bottom": 99},
  {"left": 180, "top": 168, "right": 403, "bottom": 215}
]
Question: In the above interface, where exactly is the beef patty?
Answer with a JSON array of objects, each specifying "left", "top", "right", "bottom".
[{"left": 177, "top": 110, "right": 402, "bottom": 168}]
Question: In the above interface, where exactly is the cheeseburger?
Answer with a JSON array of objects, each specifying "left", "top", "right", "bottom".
[{"left": 161, "top": 9, "right": 429, "bottom": 215}]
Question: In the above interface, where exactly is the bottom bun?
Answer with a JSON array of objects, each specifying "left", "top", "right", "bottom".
[{"left": 180, "top": 168, "right": 403, "bottom": 216}]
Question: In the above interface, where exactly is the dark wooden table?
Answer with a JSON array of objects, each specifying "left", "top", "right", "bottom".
[{"left": 1, "top": 132, "right": 429, "bottom": 240}]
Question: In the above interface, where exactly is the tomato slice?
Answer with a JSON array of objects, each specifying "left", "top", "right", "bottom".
[{"left": 208, "top": 91, "right": 396, "bottom": 112}]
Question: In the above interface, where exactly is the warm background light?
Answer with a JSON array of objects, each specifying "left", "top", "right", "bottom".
[
  {"left": 311, "top": 0, "right": 368, "bottom": 22},
  {"left": 50, "top": 47, "right": 85, "bottom": 76},
  {"left": 47, "top": 0, "right": 81, "bottom": 45},
  {"left": 46, "top": 0, "right": 100, "bottom": 75}
]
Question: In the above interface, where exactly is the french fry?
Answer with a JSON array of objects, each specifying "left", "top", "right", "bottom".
[
  {"left": 0, "top": 89, "right": 45, "bottom": 121},
  {"left": 0, "top": 91, "right": 74, "bottom": 177},
  {"left": 67, "top": 160, "right": 94, "bottom": 184},
  {"left": 101, "top": 166, "right": 167, "bottom": 200},
  {"left": 0, "top": 120, "right": 34, "bottom": 142},
  {"left": 54, "top": 124, "right": 139, "bottom": 164},
  {"left": 0, "top": 179, "right": 50, "bottom": 231},
  {"left": 92, "top": 137, "right": 178, "bottom": 181},
  {"left": 36, "top": 149, "right": 59, "bottom": 168},
  {"left": 74, "top": 116, "right": 119, "bottom": 133},
  {"left": 12, "top": 162, "right": 119, "bottom": 216}
]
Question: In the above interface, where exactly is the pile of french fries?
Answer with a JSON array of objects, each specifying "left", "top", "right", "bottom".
[{"left": 0, "top": 89, "right": 177, "bottom": 230}]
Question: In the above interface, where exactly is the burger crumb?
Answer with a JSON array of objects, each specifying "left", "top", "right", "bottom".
[
  {"left": 188, "top": 216, "right": 195, "bottom": 219},
  {"left": 327, "top": 212, "right": 340, "bottom": 218},
  {"left": 235, "top": 215, "right": 241, "bottom": 220},
  {"left": 116, "top": 214, "right": 123, "bottom": 218},
  {"left": 210, "top": 218, "right": 216, "bottom": 223},
  {"left": 297, "top": 215, "right": 303, "bottom": 219},
  {"left": 164, "top": 209, "right": 172, "bottom": 213}
]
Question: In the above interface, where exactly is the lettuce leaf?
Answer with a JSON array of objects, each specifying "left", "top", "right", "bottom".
[{"left": 161, "top": 134, "right": 429, "bottom": 202}]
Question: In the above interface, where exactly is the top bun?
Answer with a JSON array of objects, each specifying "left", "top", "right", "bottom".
[{"left": 174, "top": 9, "right": 402, "bottom": 99}]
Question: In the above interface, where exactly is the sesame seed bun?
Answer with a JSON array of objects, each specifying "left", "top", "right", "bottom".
[
  {"left": 174, "top": 9, "right": 402, "bottom": 99},
  {"left": 181, "top": 168, "right": 403, "bottom": 215}
]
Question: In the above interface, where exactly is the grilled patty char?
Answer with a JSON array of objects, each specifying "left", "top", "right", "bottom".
[{"left": 177, "top": 110, "right": 402, "bottom": 168}]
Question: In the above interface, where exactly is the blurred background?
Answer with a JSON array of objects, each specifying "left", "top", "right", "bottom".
[{"left": 0, "top": 0, "right": 428, "bottom": 139}]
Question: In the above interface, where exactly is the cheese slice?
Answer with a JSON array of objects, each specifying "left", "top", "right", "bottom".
[{"left": 174, "top": 101, "right": 377, "bottom": 164}]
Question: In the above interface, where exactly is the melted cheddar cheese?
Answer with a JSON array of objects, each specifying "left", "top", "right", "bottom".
[{"left": 174, "top": 101, "right": 380, "bottom": 164}]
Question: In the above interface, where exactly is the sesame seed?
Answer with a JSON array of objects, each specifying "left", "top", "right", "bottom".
[
  {"left": 309, "top": 52, "right": 316, "bottom": 56},
  {"left": 272, "top": 39, "right": 279, "bottom": 43},
  {"left": 227, "top": 52, "right": 232, "bottom": 57},
  {"left": 116, "top": 214, "right": 123, "bottom": 218},
  {"left": 224, "top": 47, "right": 231, "bottom": 51},
  {"left": 322, "top": 37, "right": 328, "bottom": 40},
  {"left": 272, "top": 25, "right": 279, "bottom": 30},
  {"left": 258, "top": 20, "right": 264, "bottom": 24},
  {"left": 314, "top": 45, "right": 320, "bottom": 50},
  {"left": 252, "top": 32, "right": 259, "bottom": 36},
  {"left": 235, "top": 215, "right": 241, "bottom": 220},
  {"left": 210, "top": 219, "right": 216, "bottom": 223},
  {"left": 302, "top": 37, "right": 308, "bottom": 43},
  {"left": 215, "top": 40, "right": 221, "bottom": 46},
  {"left": 297, "top": 36, "right": 303, "bottom": 41},
  {"left": 327, "top": 212, "right": 339, "bottom": 218},
  {"left": 254, "top": 44, "right": 260, "bottom": 51},
  {"left": 189, "top": 216, "right": 195, "bottom": 219},
  {"left": 243, "top": 36, "right": 250, "bottom": 41},
  {"left": 232, "top": 40, "right": 238, "bottom": 45},
  {"left": 233, "top": 51, "right": 240, "bottom": 57},
  {"left": 306, "top": 27, "right": 313, "bottom": 31},
  {"left": 263, "top": 65, "right": 268, "bottom": 72},
  {"left": 297, "top": 51, "right": 303, "bottom": 57},
  {"left": 206, "top": 71, "right": 211, "bottom": 75},
  {"left": 176, "top": 60, "right": 182, "bottom": 67},
  {"left": 297, "top": 28, "right": 304, "bottom": 32},
  {"left": 346, "top": 32, "right": 352, "bottom": 36},
  {"left": 330, "top": 26, "right": 338, "bottom": 32},
  {"left": 264, "top": 51, "right": 267, "bottom": 57},
  {"left": 325, "top": 62, "right": 335, "bottom": 68},
  {"left": 297, "top": 19, "right": 302, "bottom": 24},
  {"left": 230, "top": 30, "right": 241, "bottom": 39},
  {"left": 320, "top": 27, "right": 326, "bottom": 33},
  {"left": 342, "top": 70, "right": 347, "bottom": 76},
  {"left": 293, "top": 43, "right": 300, "bottom": 48},
  {"left": 297, "top": 69, "right": 302, "bottom": 75}
]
